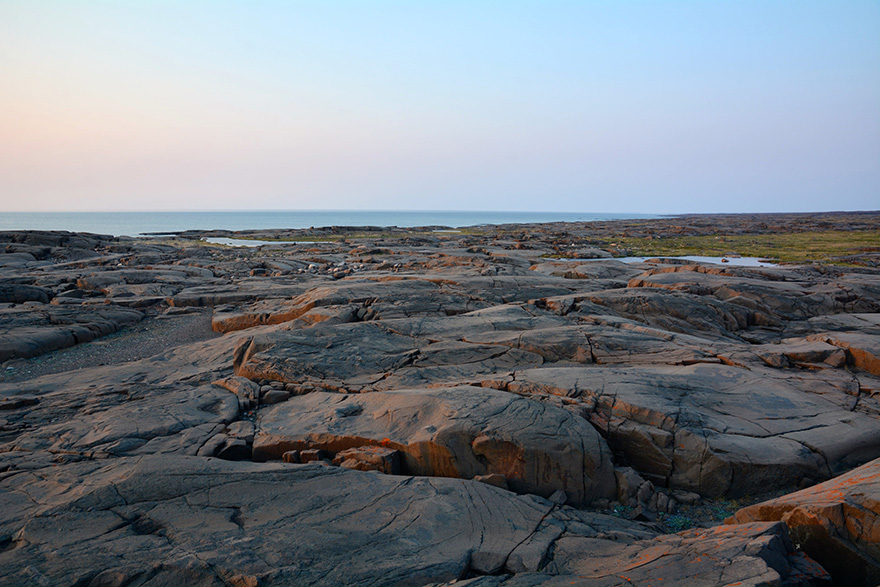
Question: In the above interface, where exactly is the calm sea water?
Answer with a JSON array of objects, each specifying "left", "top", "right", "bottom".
[{"left": 0, "top": 211, "right": 656, "bottom": 237}]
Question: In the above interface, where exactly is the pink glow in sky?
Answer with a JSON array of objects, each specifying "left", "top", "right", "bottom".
[{"left": 1, "top": 1, "right": 879, "bottom": 213}]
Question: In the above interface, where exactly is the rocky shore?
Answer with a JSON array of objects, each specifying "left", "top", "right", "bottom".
[{"left": 1, "top": 212, "right": 879, "bottom": 586}]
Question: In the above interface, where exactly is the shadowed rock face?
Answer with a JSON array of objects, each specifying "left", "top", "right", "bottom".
[
  {"left": 731, "top": 456, "right": 880, "bottom": 587},
  {"left": 1, "top": 214, "right": 879, "bottom": 585}
]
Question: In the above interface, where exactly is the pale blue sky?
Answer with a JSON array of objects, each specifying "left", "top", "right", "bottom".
[{"left": 1, "top": 1, "right": 878, "bottom": 213}]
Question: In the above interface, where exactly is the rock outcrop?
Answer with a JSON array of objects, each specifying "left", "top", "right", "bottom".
[
  {"left": 252, "top": 387, "right": 617, "bottom": 505},
  {"left": 731, "top": 456, "right": 880, "bottom": 586},
  {"left": 0, "top": 456, "right": 828, "bottom": 586},
  {"left": 1, "top": 214, "right": 879, "bottom": 585}
]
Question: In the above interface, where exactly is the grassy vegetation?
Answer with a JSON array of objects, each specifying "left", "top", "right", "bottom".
[
  {"left": 146, "top": 224, "right": 880, "bottom": 266},
  {"left": 594, "top": 230, "right": 880, "bottom": 264},
  {"left": 658, "top": 513, "right": 695, "bottom": 532}
]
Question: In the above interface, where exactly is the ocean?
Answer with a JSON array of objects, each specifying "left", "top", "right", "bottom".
[{"left": 0, "top": 211, "right": 657, "bottom": 237}]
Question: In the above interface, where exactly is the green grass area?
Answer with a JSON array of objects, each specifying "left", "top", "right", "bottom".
[{"left": 595, "top": 230, "right": 880, "bottom": 264}]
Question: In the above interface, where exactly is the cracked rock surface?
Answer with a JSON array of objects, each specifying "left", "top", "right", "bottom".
[{"left": 1, "top": 214, "right": 879, "bottom": 585}]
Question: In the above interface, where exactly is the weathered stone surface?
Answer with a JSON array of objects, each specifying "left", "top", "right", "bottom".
[
  {"left": 748, "top": 339, "right": 847, "bottom": 369},
  {"left": 212, "top": 275, "right": 578, "bottom": 333},
  {"left": 233, "top": 304, "right": 723, "bottom": 393},
  {"left": 475, "top": 473, "right": 509, "bottom": 489},
  {"left": 0, "top": 455, "right": 830, "bottom": 587},
  {"left": 498, "top": 364, "right": 880, "bottom": 496},
  {"left": 808, "top": 331, "right": 880, "bottom": 375},
  {"left": 0, "top": 304, "right": 144, "bottom": 361},
  {"left": 585, "top": 287, "right": 758, "bottom": 340},
  {"left": 0, "top": 252, "right": 38, "bottom": 269},
  {"left": 440, "top": 522, "right": 829, "bottom": 586},
  {"left": 169, "top": 282, "right": 307, "bottom": 308},
  {"left": 253, "top": 387, "right": 616, "bottom": 505},
  {"left": 731, "top": 456, "right": 880, "bottom": 586},
  {"left": 2, "top": 218, "right": 880, "bottom": 584},
  {"left": 529, "top": 259, "right": 643, "bottom": 285},
  {"left": 213, "top": 375, "right": 261, "bottom": 410},
  {"left": 629, "top": 264, "right": 880, "bottom": 320},
  {"left": 0, "top": 283, "right": 51, "bottom": 303},
  {"left": 235, "top": 318, "right": 546, "bottom": 392},
  {"left": 0, "top": 333, "right": 246, "bottom": 461},
  {"left": 5, "top": 382, "right": 238, "bottom": 458},
  {"left": 332, "top": 445, "right": 401, "bottom": 474},
  {"left": 0, "top": 455, "right": 558, "bottom": 586}
]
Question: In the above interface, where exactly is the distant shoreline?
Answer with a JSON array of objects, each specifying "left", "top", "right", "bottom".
[
  {"left": 2, "top": 210, "right": 878, "bottom": 267},
  {"left": 0, "top": 210, "right": 658, "bottom": 237},
  {"left": 2, "top": 209, "right": 878, "bottom": 238}
]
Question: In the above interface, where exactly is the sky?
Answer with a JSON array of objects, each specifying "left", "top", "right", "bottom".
[{"left": 1, "top": 1, "right": 878, "bottom": 214}]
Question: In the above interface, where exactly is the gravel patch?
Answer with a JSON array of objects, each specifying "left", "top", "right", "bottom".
[{"left": 0, "top": 311, "right": 221, "bottom": 384}]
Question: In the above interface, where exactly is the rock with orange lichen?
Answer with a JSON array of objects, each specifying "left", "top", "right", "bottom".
[
  {"left": 730, "top": 456, "right": 880, "bottom": 586},
  {"left": 251, "top": 386, "right": 617, "bottom": 506},
  {"left": 807, "top": 331, "right": 880, "bottom": 375}
]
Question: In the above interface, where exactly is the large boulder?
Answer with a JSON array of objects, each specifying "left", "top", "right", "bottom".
[{"left": 252, "top": 386, "right": 617, "bottom": 506}]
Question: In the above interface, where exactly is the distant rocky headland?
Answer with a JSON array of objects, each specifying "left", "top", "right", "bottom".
[{"left": 1, "top": 211, "right": 879, "bottom": 586}]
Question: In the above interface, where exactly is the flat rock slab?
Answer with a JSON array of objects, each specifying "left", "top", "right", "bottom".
[
  {"left": 0, "top": 333, "right": 247, "bottom": 463},
  {"left": 235, "top": 318, "right": 546, "bottom": 391},
  {"left": 0, "top": 455, "right": 556, "bottom": 586},
  {"left": 583, "top": 287, "right": 758, "bottom": 340},
  {"left": 0, "top": 283, "right": 51, "bottom": 303},
  {"left": 628, "top": 265, "right": 880, "bottom": 319},
  {"left": 499, "top": 364, "right": 880, "bottom": 496},
  {"left": 234, "top": 304, "right": 720, "bottom": 392},
  {"left": 731, "top": 455, "right": 880, "bottom": 586},
  {"left": 0, "top": 456, "right": 829, "bottom": 587},
  {"left": 169, "top": 282, "right": 308, "bottom": 307},
  {"left": 213, "top": 275, "right": 576, "bottom": 333},
  {"left": 541, "top": 521, "right": 826, "bottom": 586},
  {"left": 6, "top": 382, "right": 238, "bottom": 458},
  {"left": 253, "top": 386, "right": 617, "bottom": 505}
]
